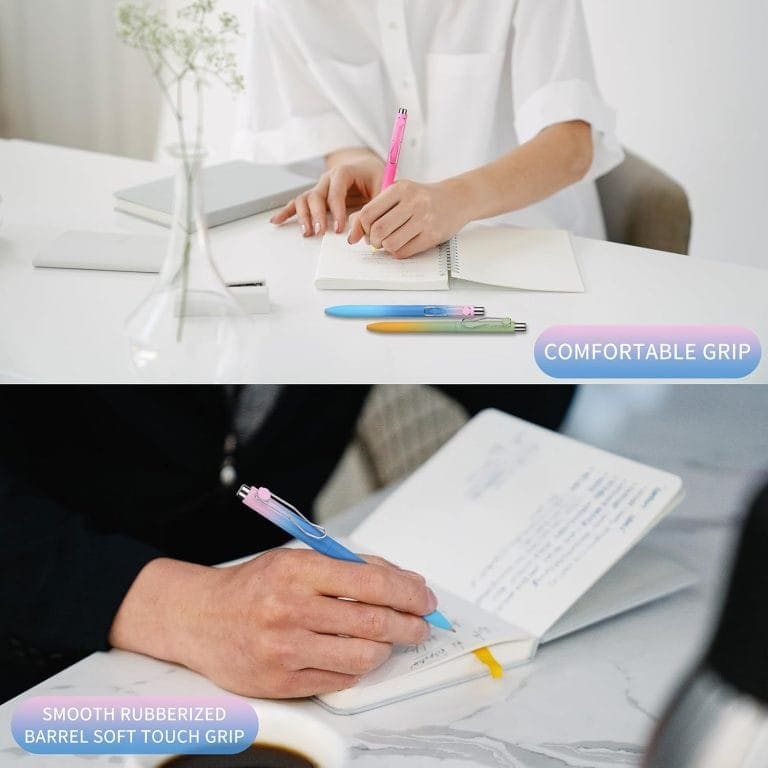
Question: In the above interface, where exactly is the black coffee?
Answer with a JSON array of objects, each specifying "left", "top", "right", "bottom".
[{"left": 159, "top": 744, "right": 317, "bottom": 768}]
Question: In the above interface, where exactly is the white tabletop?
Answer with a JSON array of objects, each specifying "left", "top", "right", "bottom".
[
  {"left": 0, "top": 471, "right": 752, "bottom": 768},
  {"left": 1, "top": 139, "right": 766, "bottom": 383},
  {"left": 4, "top": 382, "right": 768, "bottom": 767}
]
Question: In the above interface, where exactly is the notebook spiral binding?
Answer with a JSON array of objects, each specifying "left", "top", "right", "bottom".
[{"left": 438, "top": 236, "right": 460, "bottom": 277}]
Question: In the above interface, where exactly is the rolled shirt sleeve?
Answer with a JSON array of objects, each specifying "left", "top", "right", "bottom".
[
  {"left": 512, "top": 0, "right": 624, "bottom": 182},
  {"left": 233, "top": 0, "right": 364, "bottom": 164}
]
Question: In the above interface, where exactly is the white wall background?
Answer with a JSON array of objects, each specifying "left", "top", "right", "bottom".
[
  {"left": 0, "top": 0, "right": 161, "bottom": 159},
  {"left": 582, "top": 0, "right": 768, "bottom": 266},
  {"left": 1, "top": 1, "right": 765, "bottom": 266}
]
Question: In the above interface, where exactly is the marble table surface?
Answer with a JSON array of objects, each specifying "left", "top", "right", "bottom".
[{"left": 2, "top": 387, "right": 766, "bottom": 767}]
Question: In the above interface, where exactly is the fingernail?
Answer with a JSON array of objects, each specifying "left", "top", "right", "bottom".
[
  {"left": 314, "top": 221, "right": 321, "bottom": 235},
  {"left": 301, "top": 223, "right": 306, "bottom": 235},
  {"left": 427, "top": 588, "right": 438, "bottom": 611},
  {"left": 334, "top": 220, "right": 340, "bottom": 233}
]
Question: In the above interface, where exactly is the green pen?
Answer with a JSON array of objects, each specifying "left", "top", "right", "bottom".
[{"left": 366, "top": 318, "right": 527, "bottom": 334}]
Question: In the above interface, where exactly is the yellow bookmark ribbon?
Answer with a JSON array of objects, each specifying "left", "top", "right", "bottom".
[{"left": 473, "top": 646, "right": 503, "bottom": 679}]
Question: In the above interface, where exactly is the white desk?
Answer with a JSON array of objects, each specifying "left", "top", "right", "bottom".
[{"left": 1, "top": 139, "right": 766, "bottom": 383}]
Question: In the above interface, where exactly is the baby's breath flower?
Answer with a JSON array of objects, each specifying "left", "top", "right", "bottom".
[{"left": 116, "top": 0, "right": 244, "bottom": 152}]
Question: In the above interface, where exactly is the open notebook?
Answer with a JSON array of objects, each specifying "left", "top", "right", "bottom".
[
  {"left": 314, "top": 225, "right": 585, "bottom": 293},
  {"left": 314, "top": 409, "right": 692, "bottom": 714}
]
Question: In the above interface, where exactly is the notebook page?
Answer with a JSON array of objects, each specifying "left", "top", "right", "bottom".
[
  {"left": 450, "top": 224, "right": 585, "bottom": 293},
  {"left": 315, "top": 233, "right": 447, "bottom": 290},
  {"left": 352, "top": 409, "right": 682, "bottom": 639},
  {"left": 347, "top": 586, "right": 532, "bottom": 691}
]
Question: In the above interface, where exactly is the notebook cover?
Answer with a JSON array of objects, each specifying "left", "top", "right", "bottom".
[{"left": 114, "top": 160, "right": 314, "bottom": 229}]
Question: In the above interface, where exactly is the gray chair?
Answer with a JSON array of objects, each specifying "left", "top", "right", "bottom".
[{"left": 597, "top": 150, "right": 692, "bottom": 255}]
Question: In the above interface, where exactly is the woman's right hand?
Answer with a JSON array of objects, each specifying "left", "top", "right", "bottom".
[
  {"left": 270, "top": 148, "right": 384, "bottom": 237},
  {"left": 109, "top": 549, "right": 434, "bottom": 699}
]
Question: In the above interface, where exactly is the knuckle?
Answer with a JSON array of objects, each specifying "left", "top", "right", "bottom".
[
  {"left": 407, "top": 617, "right": 430, "bottom": 644},
  {"left": 275, "top": 640, "right": 301, "bottom": 670},
  {"left": 370, "top": 222, "right": 384, "bottom": 241},
  {"left": 351, "top": 645, "right": 381, "bottom": 674},
  {"left": 360, "top": 608, "right": 388, "bottom": 639},
  {"left": 260, "top": 592, "right": 288, "bottom": 627},
  {"left": 355, "top": 565, "right": 383, "bottom": 596}
]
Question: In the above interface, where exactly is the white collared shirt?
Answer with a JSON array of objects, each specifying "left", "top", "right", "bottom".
[{"left": 235, "top": 0, "right": 623, "bottom": 238}]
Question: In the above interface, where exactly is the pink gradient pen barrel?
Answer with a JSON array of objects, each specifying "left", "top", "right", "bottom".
[{"left": 381, "top": 107, "right": 408, "bottom": 190}]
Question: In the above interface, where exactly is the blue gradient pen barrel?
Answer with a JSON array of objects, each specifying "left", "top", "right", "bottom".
[{"left": 325, "top": 305, "right": 485, "bottom": 318}]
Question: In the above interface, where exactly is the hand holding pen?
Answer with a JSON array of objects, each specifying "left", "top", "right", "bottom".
[{"left": 238, "top": 484, "right": 454, "bottom": 632}]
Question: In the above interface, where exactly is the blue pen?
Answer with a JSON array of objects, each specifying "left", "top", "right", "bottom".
[
  {"left": 237, "top": 483, "right": 454, "bottom": 632},
  {"left": 325, "top": 305, "right": 485, "bottom": 319}
]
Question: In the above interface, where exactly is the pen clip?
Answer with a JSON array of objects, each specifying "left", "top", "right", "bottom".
[
  {"left": 269, "top": 490, "right": 328, "bottom": 540},
  {"left": 238, "top": 483, "right": 327, "bottom": 540},
  {"left": 461, "top": 317, "right": 513, "bottom": 329}
]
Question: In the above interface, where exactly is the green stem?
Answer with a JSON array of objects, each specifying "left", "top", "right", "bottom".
[{"left": 177, "top": 230, "right": 191, "bottom": 343}]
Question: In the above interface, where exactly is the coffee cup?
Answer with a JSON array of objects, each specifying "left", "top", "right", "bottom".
[{"left": 127, "top": 701, "right": 348, "bottom": 768}]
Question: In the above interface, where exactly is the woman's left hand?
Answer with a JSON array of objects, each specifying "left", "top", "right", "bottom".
[{"left": 347, "top": 179, "right": 470, "bottom": 259}]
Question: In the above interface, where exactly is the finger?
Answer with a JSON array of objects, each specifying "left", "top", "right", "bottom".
[
  {"left": 391, "top": 231, "right": 435, "bottom": 260},
  {"left": 311, "top": 559, "right": 437, "bottom": 617},
  {"left": 380, "top": 217, "right": 421, "bottom": 255},
  {"left": 294, "top": 194, "right": 312, "bottom": 237},
  {"left": 358, "top": 186, "right": 401, "bottom": 236},
  {"left": 270, "top": 199, "right": 296, "bottom": 225},
  {"left": 362, "top": 554, "right": 425, "bottom": 581},
  {"left": 327, "top": 169, "right": 352, "bottom": 233},
  {"left": 300, "top": 633, "right": 392, "bottom": 676},
  {"left": 347, "top": 212, "right": 366, "bottom": 244},
  {"left": 307, "top": 595, "right": 430, "bottom": 645},
  {"left": 278, "top": 669, "right": 360, "bottom": 698},
  {"left": 307, "top": 176, "right": 331, "bottom": 236},
  {"left": 369, "top": 205, "right": 412, "bottom": 250}
]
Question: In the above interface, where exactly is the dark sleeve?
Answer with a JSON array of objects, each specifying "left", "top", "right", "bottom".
[
  {"left": 0, "top": 471, "right": 162, "bottom": 656},
  {"left": 433, "top": 385, "right": 576, "bottom": 431}
]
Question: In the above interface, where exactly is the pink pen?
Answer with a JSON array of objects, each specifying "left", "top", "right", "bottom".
[{"left": 381, "top": 107, "right": 408, "bottom": 190}]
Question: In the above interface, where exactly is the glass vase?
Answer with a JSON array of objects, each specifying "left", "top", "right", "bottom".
[{"left": 124, "top": 144, "right": 250, "bottom": 381}]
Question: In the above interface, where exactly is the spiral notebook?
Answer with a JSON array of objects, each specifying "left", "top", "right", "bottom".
[
  {"left": 313, "top": 409, "right": 692, "bottom": 714},
  {"left": 314, "top": 225, "right": 585, "bottom": 292}
]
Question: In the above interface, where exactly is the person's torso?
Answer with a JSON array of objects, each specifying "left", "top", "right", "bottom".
[{"left": 268, "top": 0, "right": 605, "bottom": 237}]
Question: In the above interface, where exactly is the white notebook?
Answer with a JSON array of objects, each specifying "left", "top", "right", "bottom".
[
  {"left": 315, "top": 409, "right": 691, "bottom": 714},
  {"left": 314, "top": 225, "right": 585, "bottom": 292},
  {"left": 114, "top": 160, "right": 314, "bottom": 229}
]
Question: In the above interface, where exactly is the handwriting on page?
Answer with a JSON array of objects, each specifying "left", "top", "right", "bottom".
[
  {"left": 339, "top": 241, "right": 440, "bottom": 279},
  {"left": 350, "top": 591, "right": 528, "bottom": 690},
  {"left": 470, "top": 467, "right": 664, "bottom": 614},
  {"left": 401, "top": 622, "right": 499, "bottom": 673},
  {"left": 463, "top": 432, "right": 539, "bottom": 500}
]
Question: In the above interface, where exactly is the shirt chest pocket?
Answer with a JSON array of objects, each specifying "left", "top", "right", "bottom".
[{"left": 424, "top": 51, "right": 507, "bottom": 178}]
